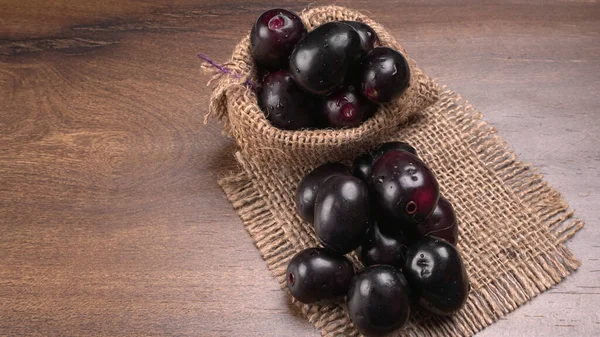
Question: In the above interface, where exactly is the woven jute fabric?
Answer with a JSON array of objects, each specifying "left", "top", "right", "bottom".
[
  {"left": 204, "top": 6, "right": 439, "bottom": 169},
  {"left": 206, "top": 6, "right": 584, "bottom": 337}
]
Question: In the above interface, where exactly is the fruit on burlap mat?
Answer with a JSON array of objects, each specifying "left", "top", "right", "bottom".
[{"left": 205, "top": 6, "right": 584, "bottom": 337}]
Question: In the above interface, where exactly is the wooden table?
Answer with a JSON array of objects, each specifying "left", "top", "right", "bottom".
[{"left": 1, "top": 1, "right": 598, "bottom": 336}]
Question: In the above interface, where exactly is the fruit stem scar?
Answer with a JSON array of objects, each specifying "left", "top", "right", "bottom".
[
  {"left": 268, "top": 16, "right": 285, "bottom": 30},
  {"left": 406, "top": 201, "right": 417, "bottom": 214}
]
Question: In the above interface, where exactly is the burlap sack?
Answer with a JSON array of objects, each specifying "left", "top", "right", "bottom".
[
  {"left": 205, "top": 6, "right": 438, "bottom": 169},
  {"left": 205, "top": 5, "right": 584, "bottom": 337}
]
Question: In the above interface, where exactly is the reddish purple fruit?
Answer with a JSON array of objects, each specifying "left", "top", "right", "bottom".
[
  {"left": 353, "top": 141, "right": 418, "bottom": 182},
  {"left": 361, "top": 47, "right": 410, "bottom": 104},
  {"left": 250, "top": 9, "right": 307, "bottom": 71},
  {"left": 314, "top": 175, "right": 371, "bottom": 254},
  {"left": 369, "top": 150, "right": 439, "bottom": 227},
  {"left": 360, "top": 221, "right": 409, "bottom": 268},
  {"left": 340, "top": 21, "right": 380, "bottom": 52},
  {"left": 259, "top": 70, "right": 316, "bottom": 130},
  {"left": 347, "top": 265, "right": 411, "bottom": 336},
  {"left": 286, "top": 247, "right": 354, "bottom": 304},
  {"left": 296, "top": 163, "right": 352, "bottom": 223},
  {"left": 404, "top": 236, "right": 470, "bottom": 316},
  {"left": 416, "top": 196, "right": 458, "bottom": 245},
  {"left": 322, "top": 86, "right": 377, "bottom": 128},
  {"left": 289, "top": 22, "right": 364, "bottom": 96}
]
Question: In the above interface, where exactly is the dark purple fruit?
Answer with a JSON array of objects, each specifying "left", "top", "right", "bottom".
[
  {"left": 416, "top": 196, "right": 458, "bottom": 245},
  {"left": 369, "top": 150, "right": 439, "bottom": 227},
  {"left": 250, "top": 9, "right": 307, "bottom": 71},
  {"left": 340, "top": 21, "right": 379, "bottom": 52},
  {"left": 259, "top": 70, "right": 316, "bottom": 130},
  {"left": 286, "top": 247, "right": 354, "bottom": 304},
  {"left": 360, "top": 221, "right": 409, "bottom": 268},
  {"left": 289, "top": 22, "right": 364, "bottom": 96},
  {"left": 322, "top": 86, "right": 377, "bottom": 128},
  {"left": 314, "top": 175, "right": 370, "bottom": 254},
  {"left": 353, "top": 141, "right": 418, "bottom": 181},
  {"left": 404, "top": 236, "right": 470, "bottom": 316},
  {"left": 347, "top": 265, "right": 411, "bottom": 336},
  {"left": 361, "top": 47, "right": 410, "bottom": 104},
  {"left": 296, "top": 163, "right": 352, "bottom": 223}
]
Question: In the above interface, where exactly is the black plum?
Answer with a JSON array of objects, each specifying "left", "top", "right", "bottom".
[
  {"left": 404, "top": 236, "right": 470, "bottom": 316},
  {"left": 360, "top": 221, "right": 409, "bottom": 268},
  {"left": 259, "top": 70, "right": 316, "bottom": 130},
  {"left": 347, "top": 265, "right": 411, "bottom": 336},
  {"left": 416, "top": 196, "right": 458, "bottom": 245},
  {"left": 314, "top": 175, "right": 371, "bottom": 254},
  {"left": 369, "top": 150, "right": 439, "bottom": 227},
  {"left": 340, "top": 21, "right": 379, "bottom": 52},
  {"left": 361, "top": 47, "right": 410, "bottom": 104},
  {"left": 353, "top": 141, "right": 418, "bottom": 181},
  {"left": 286, "top": 247, "right": 354, "bottom": 304},
  {"left": 296, "top": 163, "right": 352, "bottom": 223},
  {"left": 322, "top": 86, "right": 377, "bottom": 128},
  {"left": 289, "top": 22, "right": 364, "bottom": 96},
  {"left": 250, "top": 9, "right": 307, "bottom": 71}
]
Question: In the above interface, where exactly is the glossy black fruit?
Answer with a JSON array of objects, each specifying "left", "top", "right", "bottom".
[
  {"left": 286, "top": 247, "right": 354, "bottom": 304},
  {"left": 314, "top": 175, "right": 370, "bottom": 254},
  {"left": 250, "top": 9, "right": 307, "bottom": 71},
  {"left": 347, "top": 265, "right": 411, "bottom": 336},
  {"left": 404, "top": 236, "right": 470, "bottom": 316},
  {"left": 322, "top": 86, "right": 377, "bottom": 128},
  {"left": 369, "top": 150, "right": 439, "bottom": 227},
  {"left": 360, "top": 221, "right": 409, "bottom": 268},
  {"left": 289, "top": 22, "right": 364, "bottom": 96},
  {"left": 352, "top": 141, "right": 418, "bottom": 181},
  {"left": 340, "top": 21, "right": 379, "bottom": 52},
  {"left": 416, "top": 196, "right": 458, "bottom": 245},
  {"left": 361, "top": 47, "right": 410, "bottom": 104},
  {"left": 296, "top": 163, "right": 352, "bottom": 223},
  {"left": 259, "top": 70, "right": 316, "bottom": 130}
]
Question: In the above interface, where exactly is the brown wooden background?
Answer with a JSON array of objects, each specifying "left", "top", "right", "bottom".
[{"left": 1, "top": 1, "right": 599, "bottom": 336}]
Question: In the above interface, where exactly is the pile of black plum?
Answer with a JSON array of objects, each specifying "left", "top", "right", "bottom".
[
  {"left": 251, "top": 8, "right": 410, "bottom": 130},
  {"left": 289, "top": 142, "right": 470, "bottom": 336}
]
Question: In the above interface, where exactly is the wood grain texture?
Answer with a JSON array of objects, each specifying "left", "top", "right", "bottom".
[{"left": 0, "top": 1, "right": 598, "bottom": 336}]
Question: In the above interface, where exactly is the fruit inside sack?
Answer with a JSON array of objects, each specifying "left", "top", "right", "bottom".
[{"left": 250, "top": 9, "right": 411, "bottom": 130}]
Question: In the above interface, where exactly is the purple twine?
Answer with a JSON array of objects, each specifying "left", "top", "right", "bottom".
[{"left": 197, "top": 52, "right": 257, "bottom": 90}]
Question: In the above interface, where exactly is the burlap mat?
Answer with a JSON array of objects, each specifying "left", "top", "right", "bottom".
[{"left": 206, "top": 6, "right": 584, "bottom": 337}]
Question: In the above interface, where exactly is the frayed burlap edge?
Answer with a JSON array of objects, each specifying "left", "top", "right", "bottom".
[{"left": 217, "top": 86, "right": 582, "bottom": 337}]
